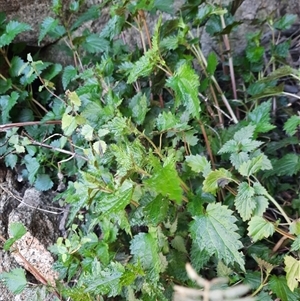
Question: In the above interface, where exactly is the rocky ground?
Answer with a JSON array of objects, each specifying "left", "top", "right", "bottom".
[{"left": 0, "top": 168, "right": 63, "bottom": 300}]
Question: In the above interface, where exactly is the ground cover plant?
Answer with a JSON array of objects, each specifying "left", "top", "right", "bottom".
[{"left": 0, "top": 0, "right": 300, "bottom": 300}]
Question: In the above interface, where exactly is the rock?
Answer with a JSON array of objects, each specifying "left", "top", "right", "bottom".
[
  {"left": 0, "top": 252, "right": 17, "bottom": 301},
  {"left": 201, "top": 0, "right": 300, "bottom": 56},
  {"left": 2, "top": 0, "right": 103, "bottom": 47},
  {"left": 3, "top": 0, "right": 300, "bottom": 54},
  {"left": 8, "top": 188, "right": 60, "bottom": 287},
  {"left": 0, "top": 170, "right": 61, "bottom": 300},
  {"left": 4, "top": 0, "right": 299, "bottom": 68},
  {"left": 41, "top": 0, "right": 300, "bottom": 68},
  {"left": 2, "top": 0, "right": 55, "bottom": 46}
]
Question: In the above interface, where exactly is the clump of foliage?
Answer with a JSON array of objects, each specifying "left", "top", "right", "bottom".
[{"left": 0, "top": 0, "right": 300, "bottom": 300}]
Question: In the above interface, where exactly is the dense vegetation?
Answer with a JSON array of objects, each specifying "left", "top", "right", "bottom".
[{"left": 0, "top": 0, "right": 300, "bottom": 300}]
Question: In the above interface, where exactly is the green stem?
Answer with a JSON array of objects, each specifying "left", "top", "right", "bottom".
[
  {"left": 136, "top": 129, "right": 163, "bottom": 160},
  {"left": 251, "top": 273, "right": 270, "bottom": 297},
  {"left": 265, "top": 192, "right": 292, "bottom": 226}
]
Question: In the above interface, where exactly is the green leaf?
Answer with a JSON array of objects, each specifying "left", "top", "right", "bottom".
[
  {"left": 252, "top": 196, "right": 269, "bottom": 217},
  {"left": 15, "top": 144, "right": 25, "bottom": 153},
  {"left": 156, "top": 111, "right": 181, "bottom": 131},
  {"left": 248, "top": 100, "right": 275, "bottom": 133},
  {"left": 82, "top": 34, "right": 110, "bottom": 54},
  {"left": 144, "top": 195, "right": 169, "bottom": 225},
  {"left": 62, "top": 113, "right": 77, "bottom": 136},
  {"left": 24, "top": 154, "right": 40, "bottom": 184},
  {"left": 160, "top": 35, "right": 179, "bottom": 50},
  {"left": 290, "top": 220, "right": 300, "bottom": 235},
  {"left": 274, "top": 14, "right": 297, "bottom": 30},
  {"left": 129, "top": 93, "right": 149, "bottom": 125},
  {"left": 71, "top": 5, "right": 101, "bottom": 31},
  {"left": 256, "top": 152, "right": 272, "bottom": 170},
  {"left": 291, "top": 236, "right": 300, "bottom": 251},
  {"left": 238, "top": 154, "right": 271, "bottom": 176},
  {"left": 130, "top": 232, "right": 162, "bottom": 282},
  {"left": 0, "top": 268, "right": 27, "bottom": 294},
  {"left": 84, "top": 260, "right": 124, "bottom": 297},
  {"left": 49, "top": 24, "right": 66, "bottom": 39},
  {"left": 190, "top": 243, "right": 211, "bottom": 270},
  {"left": 253, "top": 182, "right": 268, "bottom": 195},
  {"left": 51, "top": 0, "right": 62, "bottom": 15},
  {"left": 105, "top": 116, "right": 130, "bottom": 137},
  {"left": 197, "top": 4, "right": 214, "bottom": 23},
  {"left": 0, "top": 78, "right": 12, "bottom": 93},
  {"left": 0, "top": 91, "right": 19, "bottom": 123},
  {"left": 248, "top": 216, "right": 275, "bottom": 242},
  {"left": 247, "top": 82, "right": 270, "bottom": 96},
  {"left": 4, "top": 222, "right": 27, "bottom": 251},
  {"left": 206, "top": 15, "right": 222, "bottom": 35},
  {"left": 167, "top": 250, "right": 189, "bottom": 282},
  {"left": 269, "top": 275, "right": 300, "bottom": 301},
  {"left": 203, "top": 168, "right": 233, "bottom": 195},
  {"left": 233, "top": 125, "right": 256, "bottom": 142},
  {"left": 190, "top": 203, "right": 245, "bottom": 271},
  {"left": 127, "top": 49, "right": 158, "bottom": 83},
  {"left": 93, "top": 140, "right": 107, "bottom": 156},
  {"left": 246, "top": 45, "right": 264, "bottom": 63},
  {"left": 62, "top": 66, "right": 77, "bottom": 90},
  {"left": 128, "top": 0, "right": 153, "bottom": 12},
  {"left": 154, "top": 0, "right": 174, "bottom": 13},
  {"left": 273, "top": 41, "right": 290, "bottom": 58},
  {"left": 284, "top": 115, "right": 300, "bottom": 136},
  {"left": 166, "top": 63, "right": 201, "bottom": 119},
  {"left": 10, "top": 56, "right": 25, "bottom": 77},
  {"left": 241, "top": 140, "right": 264, "bottom": 153},
  {"left": 81, "top": 124, "right": 94, "bottom": 141},
  {"left": 98, "top": 129, "right": 109, "bottom": 137},
  {"left": 38, "top": 17, "right": 59, "bottom": 45},
  {"left": 186, "top": 155, "right": 211, "bottom": 176},
  {"left": 217, "top": 260, "right": 233, "bottom": 278},
  {"left": 0, "top": 21, "right": 31, "bottom": 47},
  {"left": 206, "top": 52, "right": 218, "bottom": 75},
  {"left": 9, "top": 222, "right": 26, "bottom": 239},
  {"left": 99, "top": 15, "right": 125, "bottom": 40},
  {"left": 97, "top": 180, "right": 133, "bottom": 216},
  {"left": 181, "top": 130, "right": 199, "bottom": 146},
  {"left": 253, "top": 255, "right": 275, "bottom": 275},
  {"left": 34, "top": 174, "right": 54, "bottom": 191},
  {"left": 145, "top": 159, "right": 183, "bottom": 203},
  {"left": 43, "top": 63, "right": 62, "bottom": 81},
  {"left": 220, "top": 131, "right": 263, "bottom": 154},
  {"left": 229, "top": 152, "right": 249, "bottom": 169},
  {"left": 219, "top": 139, "right": 239, "bottom": 154},
  {"left": 248, "top": 83, "right": 284, "bottom": 101},
  {"left": 109, "top": 140, "right": 145, "bottom": 176},
  {"left": 171, "top": 236, "right": 187, "bottom": 253},
  {"left": 67, "top": 90, "right": 81, "bottom": 107},
  {"left": 24, "top": 144, "right": 36, "bottom": 155},
  {"left": 272, "top": 153, "right": 300, "bottom": 176},
  {"left": 4, "top": 153, "right": 18, "bottom": 169},
  {"left": 235, "top": 182, "right": 256, "bottom": 221},
  {"left": 284, "top": 256, "right": 300, "bottom": 291}
]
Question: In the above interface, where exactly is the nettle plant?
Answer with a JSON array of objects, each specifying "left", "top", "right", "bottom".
[{"left": 0, "top": 0, "right": 300, "bottom": 300}]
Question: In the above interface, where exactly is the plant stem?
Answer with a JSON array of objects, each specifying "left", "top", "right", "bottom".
[
  {"left": 251, "top": 273, "right": 270, "bottom": 297},
  {"left": 188, "top": 36, "right": 238, "bottom": 124},
  {"left": 0, "top": 120, "right": 61, "bottom": 132},
  {"left": 265, "top": 191, "right": 292, "bottom": 226},
  {"left": 198, "top": 121, "right": 215, "bottom": 170}
]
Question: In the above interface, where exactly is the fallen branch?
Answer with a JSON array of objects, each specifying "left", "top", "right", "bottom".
[{"left": 0, "top": 120, "right": 61, "bottom": 132}]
